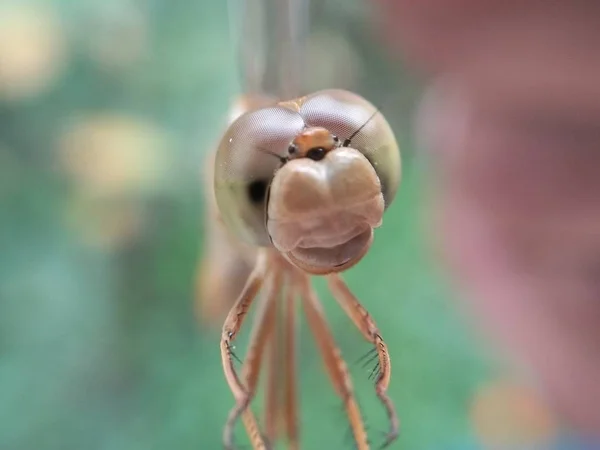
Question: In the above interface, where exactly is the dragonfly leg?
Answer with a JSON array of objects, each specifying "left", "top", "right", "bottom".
[
  {"left": 282, "top": 282, "right": 299, "bottom": 450},
  {"left": 220, "top": 252, "right": 278, "bottom": 450},
  {"left": 264, "top": 297, "right": 282, "bottom": 443},
  {"left": 298, "top": 276, "right": 370, "bottom": 450},
  {"left": 327, "top": 273, "right": 399, "bottom": 448}
]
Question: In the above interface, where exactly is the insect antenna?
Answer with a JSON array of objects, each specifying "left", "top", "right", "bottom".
[
  {"left": 342, "top": 109, "right": 380, "bottom": 147},
  {"left": 256, "top": 146, "right": 288, "bottom": 164}
]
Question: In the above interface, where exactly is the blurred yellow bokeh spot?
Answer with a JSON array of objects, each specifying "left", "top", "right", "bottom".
[
  {"left": 59, "top": 114, "right": 169, "bottom": 199},
  {"left": 59, "top": 113, "right": 170, "bottom": 250},
  {"left": 470, "top": 378, "right": 559, "bottom": 448},
  {"left": 0, "top": 3, "right": 67, "bottom": 101}
]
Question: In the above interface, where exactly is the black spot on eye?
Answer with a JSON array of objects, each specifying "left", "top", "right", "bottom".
[
  {"left": 306, "top": 147, "right": 326, "bottom": 161},
  {"left": 247, "top": 179, "right": 268, "bottom": 204}
]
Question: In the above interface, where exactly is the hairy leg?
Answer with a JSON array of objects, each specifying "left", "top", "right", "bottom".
[
  {"left": 221, "top": 252, "right": 276, "bottom": 449},
  {"left": 327, "top": 274, "right": 399, "bottom": 447}
]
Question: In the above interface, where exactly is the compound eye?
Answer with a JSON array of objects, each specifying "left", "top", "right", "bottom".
[
  {"left": 299, "top": 89, "right": 401, "bottom": 208},
  {"left": 214, "top": 105, "right": 304, "bottom": 247}
]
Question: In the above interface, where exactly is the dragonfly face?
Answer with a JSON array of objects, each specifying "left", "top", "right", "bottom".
[
  {"left": 268, "top": 145, "right": 384, "bottom": 274},
  {"left": 214, "top": 89, "right": 401, "bottom": 274}
]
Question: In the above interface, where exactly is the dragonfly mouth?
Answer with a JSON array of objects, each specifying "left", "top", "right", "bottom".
[{"left": 284, "top": 228, "right": 373, "bottom": 275}]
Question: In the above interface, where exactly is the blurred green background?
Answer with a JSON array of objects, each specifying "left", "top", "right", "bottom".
[{"left": 0, "top": 1, "right": 565, "bottom": 449}]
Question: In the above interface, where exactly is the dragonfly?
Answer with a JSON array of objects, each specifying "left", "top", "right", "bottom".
[{"left": 196, "top": 1, "right": 402, "bottom": 449}]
